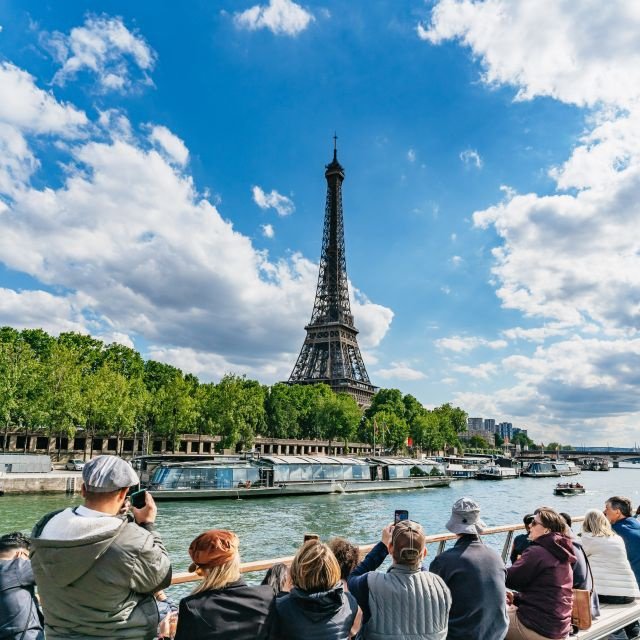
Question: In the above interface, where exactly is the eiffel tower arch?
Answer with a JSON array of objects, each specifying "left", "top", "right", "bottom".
[{"left": 288, "top": 141, "right": 376, "bottom": 407}]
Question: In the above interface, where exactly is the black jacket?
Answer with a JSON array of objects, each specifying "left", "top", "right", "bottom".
[
  {"left": 275, "top": 583, "right": 358, "bottom": 640},
  {"left": 174, "top": 579, "right": 275, "bottom": 640},
  {"left": 429, "top": 535, "right": 508, "bottom": 640}
]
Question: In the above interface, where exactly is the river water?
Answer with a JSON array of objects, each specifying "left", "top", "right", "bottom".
[{"left": 2, "top": 466, "right": 639, "bottom": 598}]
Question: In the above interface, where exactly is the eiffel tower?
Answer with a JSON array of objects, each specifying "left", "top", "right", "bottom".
[{"left": 288, "top": 138, "right": 376, "bottom": 406}]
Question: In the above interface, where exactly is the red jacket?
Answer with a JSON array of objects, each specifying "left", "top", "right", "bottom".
[{"left": 506, "top": 532, "right": 575, "bottom": 639}]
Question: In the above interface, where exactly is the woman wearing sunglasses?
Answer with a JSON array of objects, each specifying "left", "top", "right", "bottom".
[{"left": 505, "top": 507, "right": 575, "bottom": 640}]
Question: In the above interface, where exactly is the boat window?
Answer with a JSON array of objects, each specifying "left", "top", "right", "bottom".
[
  {"left": 387, "top": 466, "right": 398, "bottom": 479},
  {"left": 351, "top": 465, "right": 367, "bottom": 479},
  {"left": 342, "top": 465, "right": 353, "bottom": 480},
  {"left": 273, "top": 465, "right": 288, "bottom": 482},
  {"left": 312, "top": 465, "right": 325, "bottom": 480}
]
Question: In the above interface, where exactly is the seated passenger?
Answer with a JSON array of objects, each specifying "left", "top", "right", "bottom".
[
  {"left": 274, "top": 539, "right": 360, "bottom": 639},
  {"left": 506, "top": 507, "right": 575, "bottom": 640},
  {"left": 261, "top": 562, "right": 291, "bottom": 595},
  {"left": 581, "top": 509, "right": 640, "bottom": 604},
  {"left": 0, "top": 532, "right": 43, "bottom": 640},
  {"left": 558, "top": 512, "right": 599, "bottom": 619},
  {"left": 510, "top": 514, "right": 534, "bottom": 564},
  {"left": 328, "top": 537, "right": 360, "bottom": 590},
  {"left": 175, "top": 530, "right": 275, "bottom": 640},
  {"left": 348, "top": 520, "right": 451, "bottom": 640},
  {"left": 429, "top": 498, "right": 508, "bottom": 640}
]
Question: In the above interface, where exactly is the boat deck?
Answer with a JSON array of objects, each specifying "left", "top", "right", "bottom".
[{"left": 576, "top": 599, "right": 640, "bottom": 639}]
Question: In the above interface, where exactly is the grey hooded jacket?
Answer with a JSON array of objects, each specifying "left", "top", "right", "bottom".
[{"left": 30, "top": 508, "right": 171, "bottom": 640}]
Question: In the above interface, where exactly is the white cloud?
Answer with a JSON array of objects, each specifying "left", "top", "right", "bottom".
[
  {"left": 252, "top": 185, "right": 295, "bottom": 216},
  {"left": 459, "top": 148, "right": 482, "bottom": 168},
  {"left": 234, "top": 0, "right": 314, "bottom": 36},
  {"left": 0, "top": 63, "right": 87, "bottom": 135},
  {"left": 451, "top": 362, "right": 497, "bottom": 380},
  {"left": 0, "top": 288, "right": 88, "bottom": 335},
  {"left": 502, "top": 323, "right": 574, "bottom": 343},
  {"left": 450, "top": 255, "right": 463, "bottom": 267},
  {"left": 420, "top": 0, "right": 640, "bottom": 109},
  {"left": 351, "top": 288, "right": 394, "bottom": 349},
  {"left": 261, "top": 223, "right": 275, "bottom": 238},
  {"left": 0, "top": 63, "right": 87, "bottom": 197},
  {"left": 407, "top": 148, "right": 416, "bottom": 162},
  {"left": 375, "top": 362, "right": 426, "bottom": 381},
  {"left": 47, "top": 15, "right": 156, "bottom": 92},
  {"left": 436, "top": 335, "right": 508, "bottom": 352},
  {"left": 149, "top": 125, "right": 189, "bottom": 166},
  {"left": 455, "top": 336, "right": 640, "bottom": 444}
]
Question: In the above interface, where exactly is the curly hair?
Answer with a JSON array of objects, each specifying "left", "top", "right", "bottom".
[{"left": 328, "top": 537, "right": 360, "bottom": 580}]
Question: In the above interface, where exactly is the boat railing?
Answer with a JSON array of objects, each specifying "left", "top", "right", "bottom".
[{"left": 170, "top": 516, "right": 585, "bottom": 586}]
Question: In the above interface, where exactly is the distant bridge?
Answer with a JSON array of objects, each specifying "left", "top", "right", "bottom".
[{"left": 516, "top": 448, "right": 640, "bottom": 467}]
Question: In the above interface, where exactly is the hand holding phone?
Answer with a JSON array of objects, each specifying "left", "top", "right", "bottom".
[
  {"left": 130, "top": 489, "right": 148, "bottom": 509},
  {"left": 394, "top": 509, "right": 409, "bottom": 525}
]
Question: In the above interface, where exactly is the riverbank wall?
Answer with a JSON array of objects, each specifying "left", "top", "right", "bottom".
[
  {"left": 1, "top": 431, "right": 377, "bottom": 461},
  {"left": 0, "top": 471, "right": 82, "bottom": 495}
]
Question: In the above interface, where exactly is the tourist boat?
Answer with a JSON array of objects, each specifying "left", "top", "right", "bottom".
[
  {"left": 554, "top": 482, "right": 586, "bottom": 496},
  {"left": 475, "top": 465, "right": 519, "bottom": 480},
  {"left": 551, "top": 461, "right": 581, "bottom": 476},
  {"left": 521, "top": 461, "right": 561, "bottom": 478},
  {"left": 439, "top": 456, "right": 486, "bottom": 479},
  {"left": 146, "top": 455, "right": 451, "bottom": 500}
]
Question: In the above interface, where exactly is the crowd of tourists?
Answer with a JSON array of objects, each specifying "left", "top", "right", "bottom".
[{"left": 2, "top": 455, "right": 640, "bottom": 640}]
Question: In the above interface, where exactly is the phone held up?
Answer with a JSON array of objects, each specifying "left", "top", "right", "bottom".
[
  {"left": 394, "top": 509, "right": 409, "bottom": 525},
  {"left": 303, "top": 533, "right": 320, "bottom": 543},
  {"left": 129, "top": 489, "right": 148, "bottom": 509}
]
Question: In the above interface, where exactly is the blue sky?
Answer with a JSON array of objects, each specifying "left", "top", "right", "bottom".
[{"left": 1, "top": 1, "right": 639, "bottom": 445}]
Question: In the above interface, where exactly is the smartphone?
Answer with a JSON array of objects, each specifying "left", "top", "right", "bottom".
[
  {"left": 303, "top": 533, "right": 320, "bottom": 543},
  {"left": 394, "top": 509, "right": 409, "bottom": 525},
  {"left": 130, "top": 489, "right": 148, "bottom": 509}
]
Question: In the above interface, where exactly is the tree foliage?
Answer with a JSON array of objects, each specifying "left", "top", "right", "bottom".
[{"left": 0, "top": 326, "right": 475, "bottom": 455}]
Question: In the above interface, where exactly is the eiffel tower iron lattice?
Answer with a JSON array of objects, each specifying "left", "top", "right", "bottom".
[{"left": 288, "top": 141, "right": 376, "bottom": 407}]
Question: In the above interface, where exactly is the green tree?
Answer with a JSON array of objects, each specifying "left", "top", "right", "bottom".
[
  {"left": 0, "top": 336, "right": 39, "bottom": 449},
  {"left": 101, "top": 343, "right": 145, "bottom": 379},
  {"left": 468, "top": 435, "right": 488, "bottom": 449},
  {"left": 297, "top": 384, "right": 335, "bottom": 440},
  {"left": 373, "top": 409, "right": 409, "bottom": 453},
  {"left": 38, "top": 342, "right": 85, "bottom": 446},
  {"left": 153, "top": 373, "right": 198, "bottom": 450},
  {"left": 411, "top": 410, "right": 446, "bottom": 453},
  {"left": 202, "top": 374, "right": 266, "bottom": 451},
  {"left": 264, "top": 383, "right": 302, "bottom": 439},
  {"left": 512, "top": 432, "right": 535, "bottom": 449},
  {"left": 315, "top": 393, "right": 362, "bottom": 451}
]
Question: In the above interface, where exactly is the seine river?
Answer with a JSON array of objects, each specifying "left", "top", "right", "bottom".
[{"left": 2, "top": 466, "right": 639, "bottom": 597}]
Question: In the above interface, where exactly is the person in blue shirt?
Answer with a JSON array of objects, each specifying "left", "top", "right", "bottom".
[{"left": 604, "top": 496, "right": 640, "bottom": 639}]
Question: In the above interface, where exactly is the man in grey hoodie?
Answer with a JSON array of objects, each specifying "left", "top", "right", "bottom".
[{"left": 30, "top": 455, "right": 172, "bottom": 640}]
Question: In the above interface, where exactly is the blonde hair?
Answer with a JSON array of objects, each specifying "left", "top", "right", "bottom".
[
  {"left": 192, "top": 553, "right": 241, "bottom": 594},
  {"left": 290, "top": 540, "right": 341, "bottom": 593},
  {"left": 582, "top": 509, "right": 615, "bottom": 537}
]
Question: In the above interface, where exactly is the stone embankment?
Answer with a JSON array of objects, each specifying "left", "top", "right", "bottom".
[{"left": 0, "top": 470, "right": 82, "bottom": 495}]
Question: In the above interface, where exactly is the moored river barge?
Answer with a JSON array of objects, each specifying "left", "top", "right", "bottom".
[{"left": 147, "top": 455, "right": 450, "bottom": 500}]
